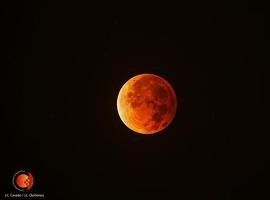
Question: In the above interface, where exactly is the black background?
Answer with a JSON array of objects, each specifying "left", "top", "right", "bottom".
[{"left": 1, "top": 1, "right": 268, "bottom": 199}]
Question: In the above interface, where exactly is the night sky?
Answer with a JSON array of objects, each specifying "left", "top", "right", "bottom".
[{"left": 1, "top": 1, "right": 268, "bottom": 199}]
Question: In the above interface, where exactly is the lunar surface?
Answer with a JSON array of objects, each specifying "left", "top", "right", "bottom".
[{"left": 117, "top": 74, "right": 177, "bottom": 134}]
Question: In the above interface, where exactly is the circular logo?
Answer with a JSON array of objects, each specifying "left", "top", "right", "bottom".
[{"left": 12, "top": 170, "right": 34, "bottom": 191}]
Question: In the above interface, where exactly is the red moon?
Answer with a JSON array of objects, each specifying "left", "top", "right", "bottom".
[{"left": 117, "top": 74, "right": 177, "bottom": 134}]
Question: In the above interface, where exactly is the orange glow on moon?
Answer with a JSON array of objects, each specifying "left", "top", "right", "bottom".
[{"left": 117, "top": 74, "right": 177, "bottom": 134}]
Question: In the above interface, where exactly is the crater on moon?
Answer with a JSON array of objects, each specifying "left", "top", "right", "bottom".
[{"left": 117, "top": 74, "right": 177, "bottom": 134}]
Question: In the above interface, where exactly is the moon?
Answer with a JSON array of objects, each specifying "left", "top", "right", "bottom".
[{"left": 117, "top": 73, "right": 177, "bottom": 134}]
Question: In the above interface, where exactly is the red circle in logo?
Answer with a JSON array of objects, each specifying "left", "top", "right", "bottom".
[{"left": 13, "top": 171, "right": 34, "bottom": 191}]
